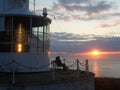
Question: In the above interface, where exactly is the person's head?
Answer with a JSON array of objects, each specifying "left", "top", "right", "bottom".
[{"left": 57, "top": 56, "right": 60, "bottom": 59}]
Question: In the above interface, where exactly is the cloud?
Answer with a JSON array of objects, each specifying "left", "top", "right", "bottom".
[
  {"left": 99, "top": 13, "right": 120, "bottom": 19},
  {"left": 51, "top": 0, "right": 113, "bottom": 21},
  {"left": 58, "top": 0, "right": 89, "bottom": 5},
  {"left": 100, "top": 21, "right": 120, "bottom": 28},
  {"left": 86, "top": 1, "right": 112, "bottom": 14},
  {"left": 50, "top": 32, "right": 120, "bottom": 53},
  {"left": 34, "top": 0, "right": 117, "bottom": 21},
  {"left": 62, "top": 1, "right": 111, "bottom": 14},
  {"left": 109, "top": 13, "right": 120, "bottom": 17}
]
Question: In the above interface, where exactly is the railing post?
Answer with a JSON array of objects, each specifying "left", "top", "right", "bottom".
[
  {"left": 12, "top": 68, "right": 15, "bottom": 84},
  {"left": 63, "top": 58, "right": 65, "bottom": 65},
  {"left": 52, "top": 61, "right": 55, "bottom": 81},
  {"left": 12, "top": 59, "right": 15, "bottom": 84},
  {"left": 76, "top": 59, "right": 80, "bottom": 78},
  {"left": 86, "top": 59, "right": 89, "bottom": 73}
]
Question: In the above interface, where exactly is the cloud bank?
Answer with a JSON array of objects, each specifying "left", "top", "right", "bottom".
[
  {"left": 34, "top": 0, "right": 120, "bottom": 28},
  {"left": 50, "top": 32, "right": 120, "bottom": 53}
]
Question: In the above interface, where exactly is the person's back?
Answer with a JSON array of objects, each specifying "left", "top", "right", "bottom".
[{"left": 55, "top": 56, "right": 62, "bottom": 66}]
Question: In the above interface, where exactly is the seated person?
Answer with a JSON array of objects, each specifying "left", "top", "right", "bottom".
[
  {"left": 54, "top": 56, "right": 68, "bottom": 70},
  {"left": 55, "top": 56, "right": 63, "bottom": 66}
]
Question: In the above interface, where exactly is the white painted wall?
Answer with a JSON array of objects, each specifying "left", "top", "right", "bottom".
[
  {"left": 0, "top": 0, "right": 29, "bottom": 14},
  {"left": 0, "top": 0, "right": 4, "bottom": 12},
  {"left": 0, "top": 53, "right": 49, "bottom": 72}
]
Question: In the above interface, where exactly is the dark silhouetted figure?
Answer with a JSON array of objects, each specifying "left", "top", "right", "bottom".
[
  {"left": 55, "top": 56, "right": 62, "bottom": 67},
  {"left": 54, "top": 56, "right": 68, "bottom": 71}
]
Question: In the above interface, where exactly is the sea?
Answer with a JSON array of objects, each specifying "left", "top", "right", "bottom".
[
  {"left": 50, "top": 54, "right": 120, "bottom": 78},
  {"left": 88, "top": 58, "right": 120, "bottom": 78}
]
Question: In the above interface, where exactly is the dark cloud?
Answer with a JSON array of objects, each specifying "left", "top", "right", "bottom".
[
  {"left": 86, "top": 1, "right": 112, "bottom": 14},
  {"left": 35, "top": 0, "right": 116, "bottom": 21},
  {"left": 50, "top": 32, "right": 120, "bottom": 53},
  {"left": 58, "top": 0, "right": 89, "bottom": 5},
  {"left": 60, "top": 1, "right": 111, "bottom": 14}
]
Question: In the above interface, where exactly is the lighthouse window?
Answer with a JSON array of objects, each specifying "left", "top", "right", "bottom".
[
  {"left": 31, "top": 22, "right": 50, "bottom": 53},
  {"left": 0, "top": 16, "right": 30, "bottom": 52},
  {"left": 31, "top": 26, "right": 43, "bottom": 53},
  {"left": 0, "top": 16, "right": 50, "bottom": 53}
]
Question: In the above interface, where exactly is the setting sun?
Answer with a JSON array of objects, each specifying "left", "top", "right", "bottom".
[
  {"left": 92, "top": 50, "right": 99, "bottom": 56},
  {"left": 88, "top": 50, "right": 101, "bottom": 56}
]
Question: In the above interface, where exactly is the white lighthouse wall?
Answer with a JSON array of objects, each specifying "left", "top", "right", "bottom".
[
  {"left": 0, "top": 53, "right": 49, "bottom": 72},
  {"left": 0, "top": 0, "right": 4, "bottom": 12}
]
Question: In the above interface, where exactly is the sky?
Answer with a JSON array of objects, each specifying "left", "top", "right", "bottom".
[{"left": 30, "top": 0, "right": 120, "bottom": 58}]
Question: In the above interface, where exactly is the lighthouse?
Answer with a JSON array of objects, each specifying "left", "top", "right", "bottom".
[{"left": 0, "top": 0, "right": 51, "bottom": 72}]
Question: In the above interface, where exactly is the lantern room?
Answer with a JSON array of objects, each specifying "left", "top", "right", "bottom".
[{"left": 0, "top": 15, "right": 51, "bottom": 53}]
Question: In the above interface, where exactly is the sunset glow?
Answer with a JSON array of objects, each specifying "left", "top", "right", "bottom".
[{"left": 83, "top": 50, "right": 120, "bottom": 58}]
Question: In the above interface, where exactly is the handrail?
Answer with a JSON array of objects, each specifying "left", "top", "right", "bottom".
[{"left": 0, "top": 58, "right": 89, "bottom": 72}]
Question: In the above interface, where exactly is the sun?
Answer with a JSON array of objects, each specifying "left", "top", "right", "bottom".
[{"left": 92, "top": 50, "right": 100, "bottom": 56}]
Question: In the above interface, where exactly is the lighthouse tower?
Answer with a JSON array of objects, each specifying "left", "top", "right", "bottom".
[{"left": 0, "top": 0, "right": 51, "bottom": 72}]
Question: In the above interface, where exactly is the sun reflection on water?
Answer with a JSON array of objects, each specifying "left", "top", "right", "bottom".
[{"left": 93, "top": 60, "right": 100, "bottom": 77}]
